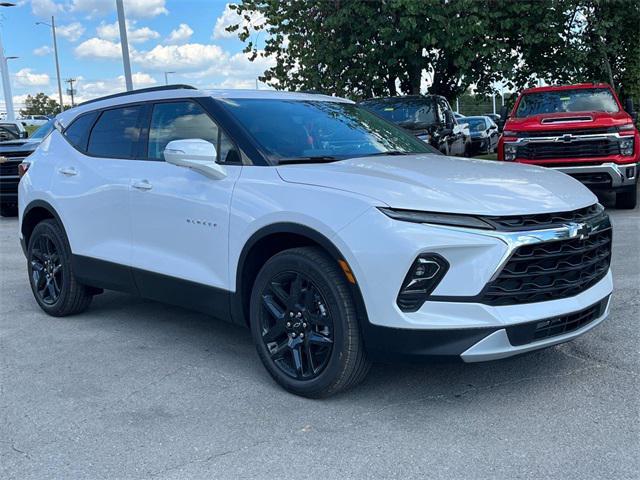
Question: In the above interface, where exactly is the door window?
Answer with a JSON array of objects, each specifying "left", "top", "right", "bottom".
[{"left": 87, "top": 106, "right": 143, "bottom": 158}]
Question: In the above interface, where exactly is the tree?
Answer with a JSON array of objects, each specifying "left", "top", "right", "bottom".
[
  {"left": 229, "top": 0, "right": 639, "bottom": 103},
  {"left": 20, "top": 93, "right": 61, "bottom": 116}
]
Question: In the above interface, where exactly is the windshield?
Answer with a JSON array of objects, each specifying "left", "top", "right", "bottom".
[
  {"left": 515, "top": 88, "right": 620, "bottom": 117},
  {"left": 221, "top": 99, "right": 433, "bottom": 163},
  {"left": 29, "top": 120, "right": 54, "bottom": 140},
  {"left": 464, "top": 117, "right": 488, "bottom": 132},
  {"left": 360, "top": 98, "right": 438, "bottom": 128}
]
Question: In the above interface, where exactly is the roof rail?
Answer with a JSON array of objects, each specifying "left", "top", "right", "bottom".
[{"left": 77, "top": 84, "right": 197, "bottom": 107}]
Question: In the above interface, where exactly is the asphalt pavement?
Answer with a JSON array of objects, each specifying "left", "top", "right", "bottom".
[{"left": 1, "top": 195, "right": 638, "bottom": 479}]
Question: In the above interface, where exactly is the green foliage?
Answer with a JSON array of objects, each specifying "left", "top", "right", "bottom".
[
  {"left": 20, "top": 93, "right": 61, "bottom": 117},
  {"left": 230, "top": 0, "right": 640, "bottom": 103}
]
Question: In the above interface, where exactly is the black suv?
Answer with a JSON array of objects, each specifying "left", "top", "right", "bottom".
[{"left": 359, "top": 95, "right": 471, "bottom": 156}]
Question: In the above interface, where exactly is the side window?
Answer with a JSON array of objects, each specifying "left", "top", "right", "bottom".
[
  {"left": 87, "top": 105, "right": 143, "bottom": 158},
  {"left": 148, "top": 101, "right": 220, "bottom": 161},
  {"left": 64, "top": 111, "right": 98, "bottom": 151}
]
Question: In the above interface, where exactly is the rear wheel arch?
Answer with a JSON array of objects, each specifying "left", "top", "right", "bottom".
[
  {"left": 233, "top": 223, "right": 369, "bottom": 328},
  {"left": 22, "top": 200, "right": 66, "bottom": 248}
]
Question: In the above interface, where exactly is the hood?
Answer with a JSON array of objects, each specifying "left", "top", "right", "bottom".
[
  {"left": 276, "top": 155, "right": 596, "bottom": 216},
  {"left": 505, "top": 110, "right": 633, "bottom": 133}
]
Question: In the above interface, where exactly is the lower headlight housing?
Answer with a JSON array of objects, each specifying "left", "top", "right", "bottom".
[
  {"left": 619, "top": 138, "right": 634, "bottom": 156},
  {"left": 504, "top": 143, "right": 517, "bottom": 161},
  {"left": 397, "top": 254, "right": 449, "bottom": 312}
]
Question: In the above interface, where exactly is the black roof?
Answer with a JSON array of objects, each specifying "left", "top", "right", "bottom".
[{"left": 77, "top": 84, "right": 197, "bottom": 107}]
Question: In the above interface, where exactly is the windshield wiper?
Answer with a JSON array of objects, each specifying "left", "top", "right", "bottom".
[
  {"left": 277, "top": 156, "right": 341, "bottom": 165},
  {"left": 361, "top": 151, "right": 411, "bottom": 157}
]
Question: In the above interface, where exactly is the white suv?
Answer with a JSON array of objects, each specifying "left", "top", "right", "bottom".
[{"left": 18, "top": 86, "right": 613, "bottom": 397}]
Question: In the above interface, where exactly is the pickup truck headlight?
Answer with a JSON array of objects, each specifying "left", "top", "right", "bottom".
[
  {"left": 504, "top": 143, "right": 518, "bottom": 161},
  {"left": 397, "top": 254, "right": 449, "bottom": 312},
  {"left": 378, "top": 207, "right": 494, "bottom": 230},
  {"left": 619, "top": 137, "right": 634, "bottom": 156}
]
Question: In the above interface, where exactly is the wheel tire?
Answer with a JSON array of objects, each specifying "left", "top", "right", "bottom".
[
  {"left": 0, "top": 203, "right": 18, "bottom": 217},
  {"left": 27, "top": 219, "right": 93, "bottom": 316},
  {"left": 615, "top": 184, "right": 638, "bottom": 209},
  {"left": 250, "top": 247, "right": 370, "bottom": 398}
]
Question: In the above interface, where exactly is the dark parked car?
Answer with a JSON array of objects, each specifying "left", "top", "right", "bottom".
[
  {"left": 0, "top": 120, "right": 53, "bottom": 217},
  {"left": 464, "top": 116, "right": 500, "bottom": 155},
  {"left": 359, "top": 95, "right": 471, "bottom": 156}
]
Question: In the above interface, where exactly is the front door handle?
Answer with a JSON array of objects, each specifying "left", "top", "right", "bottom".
[
  {"left": 58, "top": 167, "right": 77, "bottom": 176},
  {"left": 132, "top": 180, "right": 153, "bottom": 191}
]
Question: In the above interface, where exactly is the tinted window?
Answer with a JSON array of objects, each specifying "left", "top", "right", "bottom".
[
  {"left": 221, "top": 99, "right": 432, "bottom": 163},
  {"left": 361, "top": 98, "right": 439, "bottom": 127},
  {"left": 0, "top": 123, "right": 20, "bottom": 136},
  {"left": 88, "top": 106, "right": 143, "bottom": 158},
  {"left": 30, "top": 121, "right": 54, "bottom": 140},
  {"left": 64, "top": 112, "right": 98, "bottom": 151},
  {"left": 148, "top": 101, "right": 219, "bottom": 161}
]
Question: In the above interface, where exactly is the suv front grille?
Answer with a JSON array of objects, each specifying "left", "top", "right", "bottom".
[
  {"left": 0, "top": 159, "right": 22, "bottom": 176},
  {"left": 516, "top": 139, "right": 619, "bottom": 160},
  {"left": 506, "top": 297, "right": 608, "bottom": 346},
  {"left": 480, "top": 227, "right": 612, "bottom": 306},
  {"left": 484, "top": 204, "right": 603, "bottom": 231}
]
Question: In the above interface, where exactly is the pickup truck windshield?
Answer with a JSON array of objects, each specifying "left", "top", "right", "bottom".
[
  {"left": 220, "top": 99, "right": 433, "bottom": 164},
  {"left": 515, "top": 88, "right": 620, "bottom": 117}
]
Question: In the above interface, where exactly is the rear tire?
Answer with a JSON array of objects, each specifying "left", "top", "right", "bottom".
[
  {"left": 615, "top": 184, "right": 637, "bottom": 209},
  {"left": 250, "top": 247, "right": 370, "bottom": 398},
  {"left": 27, "top": 219, "right": 93, "bottom": 316}
]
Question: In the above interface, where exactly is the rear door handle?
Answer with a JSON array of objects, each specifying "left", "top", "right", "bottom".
[
  {"left": 58, "top": 167, "right": 77, "bottom": 176},
  {"left": 132, "top": 180, "right": 153, "bottom": 191}
]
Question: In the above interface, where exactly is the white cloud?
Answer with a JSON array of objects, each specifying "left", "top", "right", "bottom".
[
  {"left": 30, "top": 0, "right": 63, "bottom": 17},
  {"left": 13, "top": 68, "right": 50, "bottom": 87},
  {"left": 70, "top": 0, "right": 168, "bottom": 19},
  {"left": 133, "top": 43, "right": 225, "bottom": 71},
  {"left": 69, "top": 72, "right": 156, "bottom": 103},
  {"left": 213, "top": 3, "right": 264, "bottom": 39},
  {"left": 166, "top": 23, "right": 193, "bottom": 44},
  {"left": 33, "top": 45, "right": 53, "bottom": 56},
  {"left": 181, "top": 50, "right": 275, "bottom": 90},
  {"left": 97, "top": 20, "right": 160, "bottom": 44},
  {"left": 75, "top": 37, "right": 122, "bottom": 59},
  {"left": 56, "top": 22, "right": 85, "bottom": 42}
]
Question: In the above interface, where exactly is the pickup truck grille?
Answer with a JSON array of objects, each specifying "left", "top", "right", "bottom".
[
  {"left": 480, "top": 227, "right": 612, "bottom": 306},
  {"left": 0, "top": 157, "right": 25, "bottom": 176},
  {"left": 516, "top": 139, "right": 620, "bottom": 160}
]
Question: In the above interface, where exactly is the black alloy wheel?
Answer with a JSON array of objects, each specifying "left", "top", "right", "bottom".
[
  {"left": 27, "top": 219, "right": 93, "bottom": 316},
  {"left": 30, "top": 233, "right": 63, "bottom": 305},
  {"left": 250, "top": 247, "right": 370, "bottom": 398},
  {"left": 259, "top": 271, "right": 334, "bottom": 380}
]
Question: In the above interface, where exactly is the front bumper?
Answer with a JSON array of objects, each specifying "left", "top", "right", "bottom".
[{"left": 553, "top": 162, "right": 637, "bottom": 190}]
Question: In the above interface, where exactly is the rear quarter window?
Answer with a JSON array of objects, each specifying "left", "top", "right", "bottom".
[{"left": 64, "top": 111, "right": 99, "bottom": 152}]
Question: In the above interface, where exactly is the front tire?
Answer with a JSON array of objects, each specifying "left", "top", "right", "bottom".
[
  {"left": 27, "top": 219, "right": 93, "bottom": 316},
  {"left": 615, "top": 184, "right": 637, "bottom": 209},
  {"left": 250, "top": 247, "right": 370, "bottom": 398}
]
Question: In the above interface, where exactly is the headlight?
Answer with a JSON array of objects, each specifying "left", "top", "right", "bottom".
[
  {"left": 378, "top": 207, "right": 494, "bottom": 230},
  {"left": 619, "top": 137, "right": 634, "bottom": 156},
  {"left": 397, "top": 254, "right": 449, "bottom": 312},
  {"left": 504, "top": 142, "right": 518, "bottom": 161}
]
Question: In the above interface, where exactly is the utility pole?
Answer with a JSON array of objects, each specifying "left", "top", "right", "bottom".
[
  {"left": 36, "top": 17, "right": 64, "bottom": 113},
  {"left": 65, "top": 78, "right": 76, "bottom": 107},
  {"left": 0, "top": 2, "right": 16, "bottom": 121},
  {"left": 116, "top": 0, "right": 133, "bottom": 91}
]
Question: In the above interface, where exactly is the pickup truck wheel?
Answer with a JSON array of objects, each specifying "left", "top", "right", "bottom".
[
  {"left": 615, "top": 184, "right": 638, "bottom": 209},
  {"left": 27, "top": 219, "right": 93, "bottom": 316},
  {"left": 250, "top": 247, "right": 370, "bottom": 398}
]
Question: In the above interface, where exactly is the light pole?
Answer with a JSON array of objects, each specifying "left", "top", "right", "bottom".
[
  {"left": 36, "top": 17, "right": 64, "bottom": 113},
  {"left": 164, "top": 71, "right": 175, "bottom": 85},
  {"left": 0, "top": 2, "right": 16, "bottom": 121},
  {"left": 116, "top": 0, "right": 133, "bottom": 91}
]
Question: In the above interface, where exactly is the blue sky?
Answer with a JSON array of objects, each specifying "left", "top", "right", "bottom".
[{"left": 1, "top": 0, "right": 271, "bottom": 111}]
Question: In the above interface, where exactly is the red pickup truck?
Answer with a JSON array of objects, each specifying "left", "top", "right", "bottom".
[{"left": 497, "top": 83, "right": 639, "bottom": 208}]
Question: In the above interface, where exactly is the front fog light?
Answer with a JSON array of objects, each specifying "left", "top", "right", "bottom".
[
  {"left": 619, "top": 138, "right": 634, "bottom": 156},
  {"left": 397, "top": 254, "right": 449, "bottom": 312},
  {"left": 504, "top": 143, "right": 517, "bottom": 161}
]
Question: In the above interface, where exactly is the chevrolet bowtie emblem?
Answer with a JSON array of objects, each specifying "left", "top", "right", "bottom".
[
  {"left": 567, "top": 222, "right": 591, "bottom": 240},
  {"left": 561, "top": 134, "right": 573, "bottom": 143},
  {"left": 0, "top": 156, "right": 7, "bottom": 164}
]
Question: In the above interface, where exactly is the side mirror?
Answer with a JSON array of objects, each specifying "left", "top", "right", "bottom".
[
  {"left": 490, "top": 124, "right": 498, "bottom": 130},
  {"left": 624, "top": 98, "right": 637, "bottom": 122},
  {"left": 164, "top": 139, "right": 227, "bottom": 180}
]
